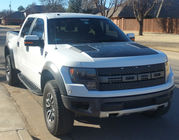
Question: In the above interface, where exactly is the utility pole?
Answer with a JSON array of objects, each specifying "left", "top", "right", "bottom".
[{"left": 9, "top": 0, "right": 12, "bottom": 13}]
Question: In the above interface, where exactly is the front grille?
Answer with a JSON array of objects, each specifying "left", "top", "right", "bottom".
[{"left": 96, "top": 63, "right": 165, "bottom": 91}]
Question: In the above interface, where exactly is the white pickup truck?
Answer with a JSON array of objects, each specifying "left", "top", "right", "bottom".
[{"left": 5, "top": 13, "right": 174, "bottom": 136}]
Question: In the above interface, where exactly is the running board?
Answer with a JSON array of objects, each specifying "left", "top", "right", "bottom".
[{"left": 18, "top": 73, "right": 42, "bottom": 96}]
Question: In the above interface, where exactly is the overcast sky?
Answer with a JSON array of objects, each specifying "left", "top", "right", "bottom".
[{"left": 0, "top": 0, "right": 40, "bottom": 11}]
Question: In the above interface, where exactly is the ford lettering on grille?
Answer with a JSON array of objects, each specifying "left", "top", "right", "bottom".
[
  {"left": 138, "top": 73, "right": 151, "bottom": 80},
  {"left": 97, "top": 63, "right": 165, "bottom": 91},
  {"left": 99, "top": 71, "right": 164, "bottom": 83},
  {"left": 122, "top": 75, "right": 137, "bottom": 82}
]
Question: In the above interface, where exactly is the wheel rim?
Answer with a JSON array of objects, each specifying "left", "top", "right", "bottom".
[
  {"left": 45, "top": 92, "right": 55, "bottom": 124},
  {"left": 5, "top": 57, "right": 11, "bottom": 82}
]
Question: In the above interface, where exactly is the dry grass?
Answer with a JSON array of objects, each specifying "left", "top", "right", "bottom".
[
  {"left": 0, "top": 25, "right": 20, "bottom": 29},
  {"left": 124, "top": 31, "right": 179, "bottom": 52},
  {"left": 124, "top": 31, "right": 179, "bottom": 44}
]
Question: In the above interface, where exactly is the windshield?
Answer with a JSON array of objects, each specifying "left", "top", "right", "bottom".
[{"left": 48, "top": 18, "right": 129, "bottom": 44}]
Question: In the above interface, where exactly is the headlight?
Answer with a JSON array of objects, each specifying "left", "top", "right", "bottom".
[
  {"left": 69, "top": 68, "right": 97, "bottom": 90},
  {"left": 165, "top": 61, "right": 170, "bottom": 82}
]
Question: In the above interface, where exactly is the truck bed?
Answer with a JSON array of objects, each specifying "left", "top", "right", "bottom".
[{"left": 6, "top": 31, "right": 19, "bottom": 46}]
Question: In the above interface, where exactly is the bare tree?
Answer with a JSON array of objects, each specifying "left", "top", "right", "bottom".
[
  {"left": 0, "top": 10, "right": 12, "bottom": 17},
  {"left": 94, "top": 0, "right": 125, "bottom": 18},
  {"left": 156, "top": 0, "right": 176, "bottom": 33},
  {"left": 130, "top": 0, "right": 159, "bottom": 35},
  {"left": 81, "top": 0, "right": 98, "bottom": 13},
  {"left": 67, "top": 0, "right": 83, "bottom": 13},
  {"left": 18, "top": 6, "right": 25, "bottom": 12},
  {"left": 40, "top": 0, "right": 65, "bottom": 12}
]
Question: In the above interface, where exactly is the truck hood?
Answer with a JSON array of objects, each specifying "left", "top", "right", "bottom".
[
  {"left": 50, "top": 42, "right": 167, "bottom": 68},
  {"left": 70, "top": 42, "right": 158, "bottom": 58}
]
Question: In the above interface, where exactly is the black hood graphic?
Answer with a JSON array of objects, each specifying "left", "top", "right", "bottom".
[{"left": 72, "top": 42, "right": 158, "bottom": 58}]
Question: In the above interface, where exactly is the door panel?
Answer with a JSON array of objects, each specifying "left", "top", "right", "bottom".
[
  {"left": 24, "top": 18, "right": 46, "bottom": 88},
  {"left": 16, "top": 18, "right": 35, "bottom": 73}
]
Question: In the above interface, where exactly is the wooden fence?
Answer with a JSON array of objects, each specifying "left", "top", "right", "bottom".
[{"left": 112, "top": 18, "right": 179, "bottom": 34}]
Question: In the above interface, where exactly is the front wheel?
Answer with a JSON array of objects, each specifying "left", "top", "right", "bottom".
[{"left": 43, "top": 80, "right": 74, "bottom": 137}]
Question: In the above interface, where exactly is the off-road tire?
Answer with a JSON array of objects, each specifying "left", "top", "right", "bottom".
[{"left": 43, "top": 80, "right": 74, "bottom": 136}]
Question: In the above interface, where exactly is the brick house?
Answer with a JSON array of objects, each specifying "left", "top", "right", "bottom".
[{"left": 1, "top": 11, "right": 25, "bottom": 25}]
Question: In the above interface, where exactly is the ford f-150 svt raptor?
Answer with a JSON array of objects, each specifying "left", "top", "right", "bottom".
[{"left": 5, "top": 13, "right": 174, "bottom": 136}]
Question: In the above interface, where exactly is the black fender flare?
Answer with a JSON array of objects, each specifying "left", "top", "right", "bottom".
[
  {"left": 4, "top": 46, "right": 16, "bottom": 69},
  {"left": 41, "top": 62, "right": 67, "bottom": 95}
]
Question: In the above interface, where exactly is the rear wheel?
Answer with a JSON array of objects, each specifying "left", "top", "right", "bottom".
[
  {"left": 5, "top": 55, "right": 19, "bottom": 86},
  {"left": 43, "top": 80, "right": 74, "bottom": 136}
]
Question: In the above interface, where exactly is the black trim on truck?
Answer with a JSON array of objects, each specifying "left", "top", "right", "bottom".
[
  {"left": 5, "top": 46, "right": 16, "bottom": 69},
  {"left": 97, "top": 63, "right": 165, "bottom": 91},
  {"left": 18, "top": 73, "right": 42, "bottom": 95},
  {"left": 72, "top": 42, "right": 158, "bottom": 58},
  {"left": 42, "top": 62, "right": 67, "bottom": 95},
  {"left": 61, "top": 86, "right": 174, "bottom": 117}
]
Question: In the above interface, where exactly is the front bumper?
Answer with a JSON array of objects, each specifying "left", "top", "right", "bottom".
[{"left": 61, "top": 86, "right": 174, "bottom": 118}]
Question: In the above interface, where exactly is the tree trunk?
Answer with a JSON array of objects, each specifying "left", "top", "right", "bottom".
[{"left": 139, "top": 19, "right": 144, "bottom": 36}]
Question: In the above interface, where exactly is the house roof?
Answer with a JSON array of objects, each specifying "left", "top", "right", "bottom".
[
  {"left": 107, "top": 6, "right": 124, "bottom": 18},
  {"left": 24, "top": 5, "right": 46, "bottom": 14},
  {"left": 157, "top": 0, "right": 179, "bottom": 18},
  {"left": 3, "top": 11, "right": 25, "bottom": 19},
  {"left": 117, "top": 5, "right": 134, "bottom": 18},
  {"left": 112, "top": 0, "right": 179, "bottom": 18}
]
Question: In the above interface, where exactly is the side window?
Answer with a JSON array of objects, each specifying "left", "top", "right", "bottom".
[
  {"left": 105, "top": 22, "right": 118, "bottom": 38},
  {"left": 21, "top": 18, "right": 34, "bottom": 37},
  {"left": 30, "top": 18, "right": 44, "bottom": 39}
]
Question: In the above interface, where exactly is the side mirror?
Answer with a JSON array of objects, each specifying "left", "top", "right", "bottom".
[
  {"left": 24, "top": 35, "right": 44, "bottom": 47},
  {"left": 126, "top": 33, "right": 135, "bottom": 41}
]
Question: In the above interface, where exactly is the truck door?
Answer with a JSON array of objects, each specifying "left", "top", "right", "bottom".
[
  {"left": 23, "top": 18, "right": 46, "bottom": 88},
  {"left": 16, "top": 17, "right": 35, "bottom": 75}
]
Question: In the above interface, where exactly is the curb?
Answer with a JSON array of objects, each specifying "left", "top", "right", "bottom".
[
  {"left": 18, "top": 129, "right": 33, "bottom": 140},
  {"left": 0, "top": 84, "right": 33, "bottom": 140}
]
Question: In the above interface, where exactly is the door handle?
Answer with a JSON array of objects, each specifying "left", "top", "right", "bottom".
[{"left": 17, "top": 42, "right": 19, "bottom": 47}]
